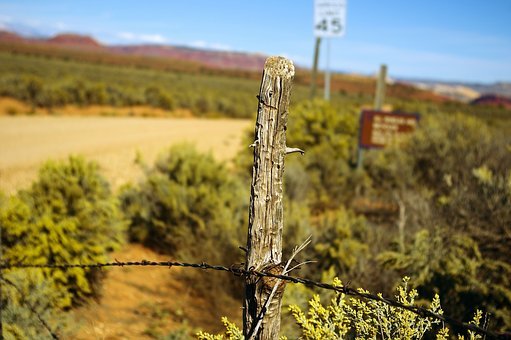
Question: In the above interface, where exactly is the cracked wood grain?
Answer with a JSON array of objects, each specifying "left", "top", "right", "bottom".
[{"left": 243, "top": 56, "right": 295, "bottom": 340}]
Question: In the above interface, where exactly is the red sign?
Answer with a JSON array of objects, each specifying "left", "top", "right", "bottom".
[{"left": 359, "top": 110, "right": 419, "bottom": 148}]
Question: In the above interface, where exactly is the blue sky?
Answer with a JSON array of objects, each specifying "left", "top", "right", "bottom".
[{"left": 0, "top": 0, "right": 510, "bottom": 83}]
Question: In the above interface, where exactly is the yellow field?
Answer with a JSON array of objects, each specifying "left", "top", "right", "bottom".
[{"left": 0, "top": 116, "right": 251, "bottom": 194}]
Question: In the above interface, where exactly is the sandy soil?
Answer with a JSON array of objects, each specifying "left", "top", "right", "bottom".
[
  {"left": 71, "top": 244, "right": 241, "bottom": 339},
  {"left": 0, "top": 116, "right": 251, "bottom": 194}
]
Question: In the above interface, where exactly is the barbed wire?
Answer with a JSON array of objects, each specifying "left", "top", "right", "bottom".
[{"left": 1, "top": 259, "right": 510, "bottom": 339}]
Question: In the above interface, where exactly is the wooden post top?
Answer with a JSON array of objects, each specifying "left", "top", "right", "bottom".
[{"left": 264, "top": 56, "right": 295, "bottom": 79}]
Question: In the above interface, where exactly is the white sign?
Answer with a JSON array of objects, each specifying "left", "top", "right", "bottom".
[{"left": 314, "top": 0, "right": 347, "bottom": 37}]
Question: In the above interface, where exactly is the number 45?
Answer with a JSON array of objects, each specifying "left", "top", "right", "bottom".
[{"left": 315, "top": 18, "right": 342, "bottom": 33}]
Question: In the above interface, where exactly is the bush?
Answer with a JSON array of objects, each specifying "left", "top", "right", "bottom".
[
  {"left": 1, "top": 269, "right": 70, "bottom": 339},
  {"left": 288, "top": 277, "right": 446, "bottom": 339},
  {"left": 286, "top": 100, "right": 360, "bottom": 210},
  {"left": 201, "top": 278, "right": 487, "bottom": 339},
  {"left": 120, "top": 143, "right": 248, "bottom": 264},
  {"left": 364, "top": 113, "right": 511, "bottom": 329},
  {"left": 120, "top": 144, "right": 249, "bottom": 308},
  {"left": 1, "top": 156, "right": 126, "bottom": 304},
  {"left": 379, "top": 229, "right": 511, "bottom": 329},
  {"left": 313, "top": 208, "right": 368, "bottom": 280},
  {"left": 145, "top": 85, "right": 174, "bottom": 110}
]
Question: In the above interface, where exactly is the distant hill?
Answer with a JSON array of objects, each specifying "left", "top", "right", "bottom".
[
  {"left": 0, "top": 30, "right": 267, "bottom": 71},
  {"left": 471, "top": 94, "right": 511, "bottom": 110},
  {"left": 468, "top": 82, "right": 511, "bottom": 98},
  {"left": 47, "top": 33, "right": 102, "bottom": 48},
  {"left": 0, "top": 30, "right": 455, "bottom": 104},
  {"left": 402, "top": 78, "right": 511, "bottom": 103},
  {"left": 1, "top": 29, "right": 509, "bottom": 104},
  {"left": 0, "top": 30, "right": 25, "bottom": 43},
  {"left": 111, "top": 45, "right": 267, "bottom": 70}
]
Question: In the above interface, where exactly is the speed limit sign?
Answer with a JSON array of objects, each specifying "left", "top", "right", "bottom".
[{"left": 314, "top": 0, "right": 347, "bottom": 37}]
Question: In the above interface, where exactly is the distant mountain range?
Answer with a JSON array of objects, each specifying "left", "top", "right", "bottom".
[
  {"left": 401, "top": 78, "right": 511, "bottom": 103},
  {"left": 0, "top": 30, "right": 268, "bottom": 71},
  {"left": 1, "top": 30, "right": 510, "bottom": 103}
]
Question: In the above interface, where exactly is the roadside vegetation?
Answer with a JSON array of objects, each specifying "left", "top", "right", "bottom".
[
  {"left": 0, "top": 45, "right": 510, "bottom": 338},
  {"left": 4, "top": 49, "right": 509, "bottom": 122}
]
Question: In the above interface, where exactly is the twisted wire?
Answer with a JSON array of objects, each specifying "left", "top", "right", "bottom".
[{"left": 1, "top": 259, "right": 510, "bottom": 339}]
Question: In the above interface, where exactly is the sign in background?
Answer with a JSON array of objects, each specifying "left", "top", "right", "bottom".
[
  {"left": 359, "top": 110, "right": 420, "bottom": 149},
  {"left": 314, "top": 0, "right": 347, "bottom": 37}
]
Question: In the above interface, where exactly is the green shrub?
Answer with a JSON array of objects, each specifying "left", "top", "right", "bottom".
[
  {"left": 286, "top": 100, "right": 360, "bottom": 210},
  {"left": 379, "top": 228, "right": 511, "bottom": 329},
  {"left": 364, "top": 113, "right": 511, "bottom": 329},
  {"left": 200, "top": 278, "right": 488, "bottom": 339},
  {"left": 313, "top": 208, "right": 368, "bottom": 279},
  {"left": 287, "top": 99, "right": 359, "bottom": 155},
  {"left": 121, "top": 144, "right": 249, "bottom": 308},
  {"left": 1, "top": 156, "right": 126, "bottom": 304},
  {"left": 120, "top": 143, "right": 247, "bottom": 264},
  {"left": 145, "top": 85, "right": 174, "bottom": 110},
  {"left": 288, "top": 277, "right": 446, "bottom": 339},
  {"left": 1, "top": 269, "right": 70, "bottom": 339}
]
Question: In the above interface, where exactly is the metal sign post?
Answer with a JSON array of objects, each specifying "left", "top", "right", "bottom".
[
  {"left": 310, "top": 37, "right": 321, "bottom": 99},
  {"left": 357, "top": 64, "right": 389, "bottom": 168},
  {"left": 374, "top": 64, "right": 388, "bottom": 110},
  {"left": 325, "top": 38, "right": 331, "bottom": 100},
  {"left": 313, "top": 0, "right": 347, "bottom": 101}
]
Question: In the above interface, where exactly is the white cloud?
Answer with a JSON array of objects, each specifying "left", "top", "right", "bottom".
[
  {"left": 54, "top": 22, "right": 68, "bottom": 30},
  {"left": 118, "top": 32, "right": 135, "bottom": 40},
  {"left": 117, "top": 31, "right": 168, "bottom": 44},
  {"left": 139, "top": 34, "right": 167, "bottom": 44},
  {"left": 190, "top": 40, "right": 231, "bottom": 51}
]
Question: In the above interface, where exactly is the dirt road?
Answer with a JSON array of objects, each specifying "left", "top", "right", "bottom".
[{"left": 0, "top": 116, "right": 251, "bottom": 194}]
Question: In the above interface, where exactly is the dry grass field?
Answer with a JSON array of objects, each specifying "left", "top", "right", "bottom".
[{"left": 0, "top": 116, "right": 251, "bottom": 194}]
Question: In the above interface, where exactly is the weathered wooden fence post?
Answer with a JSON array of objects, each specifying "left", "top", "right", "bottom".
[{"left": 243, "top": 56, "right": 295, "bottom": 339}]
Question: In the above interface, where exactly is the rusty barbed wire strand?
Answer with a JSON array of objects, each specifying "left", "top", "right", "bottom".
[
  {"left": 1, "top": 259, "right": 510, "bottom": 339},
  {"left": 1, "top": 277, "right": 59, "bottom": 339}
]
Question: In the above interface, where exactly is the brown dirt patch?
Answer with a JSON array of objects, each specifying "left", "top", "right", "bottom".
[{"left": 70, "top": 244, "right": 241, "bottom": 339}]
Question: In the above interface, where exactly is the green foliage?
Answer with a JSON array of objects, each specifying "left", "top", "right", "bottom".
[
  {"left": 196, "top": 317, "right": 244, "bottom": 340},
  {"left": 1, "top": 44, "right": 509, "bottom": 336},
  {"left": 360, "top": 114, "right": 511, "bottom": 327},
  {"left": 379, "top": 229, "right": 482, "bottom": 294},
  {"left": 286, "top": 100, "right": 360, "bottom": 210},
  {"left": 282, "top": 199, "right": 314, "bottom": 259},
  {"left": 363, "top": 113, "right": 511, "bottom": 328},
  {"left": 1, "top": 156, "right": 126, "bottom": 304},
  {"left": 287, "top": 100, "right": 358, "bottom": 154},
  {"left": 1, "top": 269, "right": 70, "bottom": 339},
  {"left": 379, "top": 228, "right": 511, "bottom": 329},
  {"left": 203, "top": 278, "right": 476, "bottom": 339},
  {"left": 0, "top": 52, "right": 312, "bottom": 117},
  {"left": 288, "top": 277, "right": 446, "bottom": 339},
  {"left": 120, "top": 143, "right": 247, "bottom": 264},
  {"left": 145, "top": 85, "right": 174, "bottom": 110},
  {"left": 313, "top": 208, "right": 368, "bottom": 278}
]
